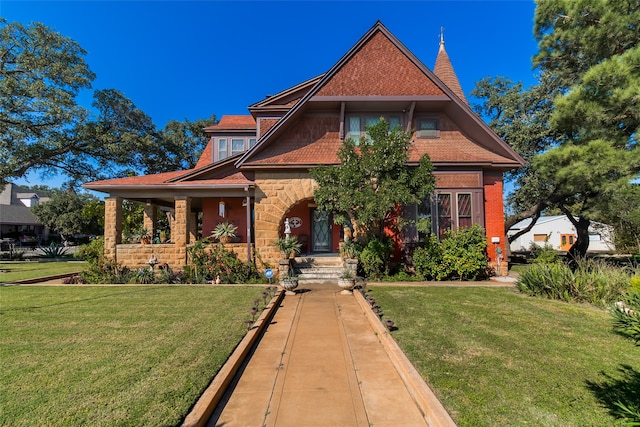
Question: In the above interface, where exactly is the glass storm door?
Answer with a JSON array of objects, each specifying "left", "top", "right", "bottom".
[{"left": 311, "top": 210, "right": 331, "bottom": 252}]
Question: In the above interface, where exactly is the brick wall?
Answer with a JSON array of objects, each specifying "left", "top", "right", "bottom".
[{"left": 483, "top": 171, "right": 508, "bottom": 275}]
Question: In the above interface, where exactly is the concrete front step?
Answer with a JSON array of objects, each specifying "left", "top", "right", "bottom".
[{"left": 292, "top": 256, "right": 346, "bottom": 282}]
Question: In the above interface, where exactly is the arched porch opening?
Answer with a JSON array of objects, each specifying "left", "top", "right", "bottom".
[{"left": 278, "top": 198, "right": 341, "bottom": 256}]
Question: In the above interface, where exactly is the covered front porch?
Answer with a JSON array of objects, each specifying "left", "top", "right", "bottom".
[{"left": 101, "top": 184, "right": 255, "bottom": 270}]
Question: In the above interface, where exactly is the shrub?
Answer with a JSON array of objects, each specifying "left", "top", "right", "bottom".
[
  {"left": 413, "top": 234, "right": 444, "bottom": 280},
  {"left": 517, "top": 257, "right": 636, "bottom": 305},
  {"left": 75, "top": 237, "right": 104, "bottom": 264},
  {"left": 38, "top": 242, "right": 69, "bottom": 258},
  {"left": 360, "top": 238, "right": 393, "bottom": 279},
  {"left": 81, "top": 259, "right": 134, "bottom": 284},
  {"left": 185, "top": 239, "right": 264, "bottom": 284},
  {"left": 629, "top": 276, "right": 640, "bottom": 294},
  {"left": 440, "top": 224, "right": 489, "bottom": 280},
  {"left": 517, "top": 262, "right": 577, "bottom": 302},
  {"left": 612, "top": 291, "right": 640, "bottom": 345},
  {"left": 530, "top": 243, "right": 560, "bottom": 264}
]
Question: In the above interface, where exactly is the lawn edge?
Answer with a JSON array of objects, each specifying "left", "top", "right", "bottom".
[
  {"left": 181, "top": 288, "right": 285, "bottom": 427},
  {"left": 354, "top": 289, "right": 458, "bottom": 427}
]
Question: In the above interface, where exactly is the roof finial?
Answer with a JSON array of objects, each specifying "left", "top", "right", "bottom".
[{"left": 439, "top": 27, "right": 445, "bottom": 47}]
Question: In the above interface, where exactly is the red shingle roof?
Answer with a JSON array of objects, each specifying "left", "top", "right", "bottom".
[
  {"left": 204, "top": 115, "right": 256, "bottom": 131},
  {"left": 433, "top": 39, "right": 467, "bottom": 104}
]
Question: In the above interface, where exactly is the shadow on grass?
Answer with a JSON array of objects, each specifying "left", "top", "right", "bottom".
[{"left": 586, "top": 364, "right": 640, "bottom": 422}]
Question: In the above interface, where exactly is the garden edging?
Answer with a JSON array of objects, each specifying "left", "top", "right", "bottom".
[{"left": 181, "top": 289, "right": 285, "bottom": 427}]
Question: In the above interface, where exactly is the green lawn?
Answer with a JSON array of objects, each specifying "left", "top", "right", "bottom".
[
  {"left": 370, "top": 286, "right": 640, "bottom": 427},
  {"left": 0, "top": 286, "right": 263, "bottom": 426},
  {"left": 0, "top": 261, "right": 86, "bottom": 282}
]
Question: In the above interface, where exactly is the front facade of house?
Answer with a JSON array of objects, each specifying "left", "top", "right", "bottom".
[{"left": 85, "top": 22, "right": 525, "bottom": 273}]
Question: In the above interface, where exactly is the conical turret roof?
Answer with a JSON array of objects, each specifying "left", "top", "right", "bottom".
[{"left": 434, "top": 32, "right": 467, "bottom": 104}]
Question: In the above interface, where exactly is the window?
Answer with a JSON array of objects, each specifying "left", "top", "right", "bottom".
[
  {"left": 404, "top": 191, "right": 483, "bottom": 242},
  {"left": 416, "top": 118, "right": 440, "bottom": 138},
  {"left": 417, "top": 197, "right": 432, "bottom": 241},
  {"left": 533, "top": 234, "right": 548, "bottom": 242},
  {"left": 346, "top": 114, "right": 403, "bottom": 144},
  {"left": 217, "top": 138, "right": 227, "bottom": 160},
  {"left": 437, "top": 194, "right": 452, "bottom": 238},
  {"left": 457, "top": 193, "right": 472, "bottom": 229},
  {"left": 215, "top": 137, "right": 257, "bottom": 161},
  {"left": 231, "top": 139, "right": 245, "bottom": 156}
]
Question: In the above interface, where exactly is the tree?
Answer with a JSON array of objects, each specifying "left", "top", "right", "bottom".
[
  {"left": 473, "top": 0, "right": 640, "bottom": 258},
  {"left": 310, "top": 119, "right": 436, "bottom": 240},
  {"left": 471, "top": 73, "right": 564, "bottom": 242},
  {"left": 533, "top": 1, "right": 640, "bottom": 258},
  {"left": 31, "top": 189, "right": 104, "bottom": 241},
  {"left": 0, "top": 20, "right": 160, "bottom": 186},
  {"left": 143, "top": 115, "right": 216, "bottom": 173}
]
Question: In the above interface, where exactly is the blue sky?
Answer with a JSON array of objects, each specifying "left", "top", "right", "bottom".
[{"left": 3, "top": 0, "right": 539, "bottom": 187}]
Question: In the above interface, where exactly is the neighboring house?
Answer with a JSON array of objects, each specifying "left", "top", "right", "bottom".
[
  {"left": 0, "top": 183, "right": 49, "bottom": 246},
  {"left": 84, "top": 21, "right": 525, "bottom": 271},
  {"left": 508, "top": 215, "right": 615, "bottom": 253}
]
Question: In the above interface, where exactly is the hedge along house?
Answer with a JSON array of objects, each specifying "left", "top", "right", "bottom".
[{"left": 84, "top": 21, "right": 525, "bottom": 273}]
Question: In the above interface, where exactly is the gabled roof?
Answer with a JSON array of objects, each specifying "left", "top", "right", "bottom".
[
  {"left": 236, "top": 21, "right": 525, "bottom": 170},
  {"left": 83, "top": 154, "right": 254, "bottom": 192},
  {"left": 204, "top": 115, "right": 256, "bottom": 132},
  {"left": 249, "top": 75, "right": 324, "bottom": 114}
]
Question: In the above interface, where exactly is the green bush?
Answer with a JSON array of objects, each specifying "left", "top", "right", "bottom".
[
  {"left": 413, "top": 234, "right": 444, "bottom": 280},
  {"left": 81, "top": 259, "right": 134, "bottom": 284},
  {"left": 412, "top": 225, "right": 489, "bottom": 281},
  {"left": 75, "top": 237, "right": 104, "bottom": 264},
  {"left": 517, "top": 257, "right": 636, "bottom": 305},
  {"left": 530, "top": 243, "right": 561, "bottom": 264},
  {"left": 440, "top": 224, "right": 489, "bottom": 280},
  {"left": 360, "top": 238, "right": 393, "bottom": 279},
  {"left": 185, "top": 239, "right": 264, "bottom": 284},
  {"left": 517, "top": 262, "right": 576, "bottom": 302}
]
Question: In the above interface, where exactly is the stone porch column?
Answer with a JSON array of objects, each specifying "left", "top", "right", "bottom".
[
  {"left": 174, "top": 196, "right": 191, "bottom": 265},
  {"left": 188, "top": 212, "right": 197, "bottom": 243},
  {"left": 143, "top": 202, "right": 157, "bottom": 238},
  {"left": 104, "top": 197, "right": 122, "bottom": 262}
]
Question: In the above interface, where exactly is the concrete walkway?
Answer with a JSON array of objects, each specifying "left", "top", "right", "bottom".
[{"left": 207, "top": 284, "right": 453, "bottom": 427}]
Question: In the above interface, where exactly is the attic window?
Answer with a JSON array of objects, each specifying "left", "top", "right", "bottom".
[
  {"left": 346, "top": 114, "right": 402, "bottom": 145},
  {"left": 417, "top": 118, "right": 440, "bottom": 138}
]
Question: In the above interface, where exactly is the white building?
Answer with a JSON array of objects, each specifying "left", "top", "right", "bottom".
[{"left": 508, "top": 215, "right": 615, "bottom": 253}]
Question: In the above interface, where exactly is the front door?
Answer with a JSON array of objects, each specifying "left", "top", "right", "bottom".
[{"left": 311, "top": 210, "right": 331, "bottom": 252}]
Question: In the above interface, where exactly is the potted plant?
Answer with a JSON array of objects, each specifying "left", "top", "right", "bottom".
[
  {"left": 131, "top": 227, "right": 151, "bottom": 244},
  {"left": 212, "top": 221, "right": 237, "bottom": 243},
  {"left": 337, "top": 268, "right": 355, "bottom": 294},
  {"left": 339, "top": 239, "right": 359, "bottom": 259},
  {"left": 159, "top": 230, "right": 168, "bottom": 243},
  {"left": 275, "top": 236, "right": 302, "bottom": 259},
  {"left": 279, "top": 269, "right": 299, "bottom": 295}
]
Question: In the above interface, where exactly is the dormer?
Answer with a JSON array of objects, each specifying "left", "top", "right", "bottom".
[{"left": 203, "top": 115, "right": 257, "bottom": 163}]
